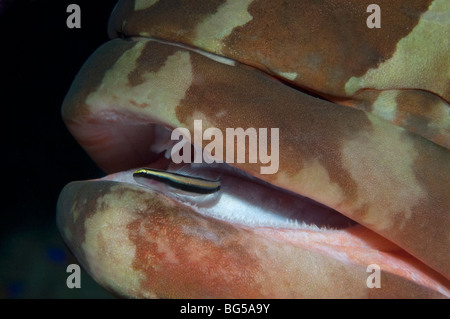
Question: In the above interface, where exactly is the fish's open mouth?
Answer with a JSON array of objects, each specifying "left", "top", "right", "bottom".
[
  {"left": 101, "top": 123, "right": 358, "bottom": 231},
  {"left": 60, "top": 114, "right": 450, "bottom": 298},
  {"left": 58, "top": 34, "right": 450, "bottom": 298}
]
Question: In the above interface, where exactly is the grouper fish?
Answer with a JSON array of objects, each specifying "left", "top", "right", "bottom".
[{"left": 57, "top": 0, "right": 450, "bottom": 298}]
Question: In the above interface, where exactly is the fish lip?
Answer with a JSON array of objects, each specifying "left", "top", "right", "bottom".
[
  {"left": 57, "top": 178, "right": 450, "bottom": 298},
  {"left": 122, "top": 36, "right": 338, "bottom": 104}
]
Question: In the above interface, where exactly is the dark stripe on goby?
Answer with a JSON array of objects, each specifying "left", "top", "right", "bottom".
[{"left": 133, "top": 168, "right": 221, "bottom": 194}]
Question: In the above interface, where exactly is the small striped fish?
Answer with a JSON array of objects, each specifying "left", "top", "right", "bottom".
[{"left": 133, "top": 168, "right": 221, "bottom": 194}]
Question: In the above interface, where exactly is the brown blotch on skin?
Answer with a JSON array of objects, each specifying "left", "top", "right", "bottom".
[
  {"left": 175, "top": 50, "right": 372, "bottom": 204},
  {"left": 127, "top": 41, "right": 180, "bottom": 87},
  {"left": 395, "top": 90, "right": 449, "bottom": 146},
  {"left": 129, "top": 99, "right": 149, "bottom": 108},
  {"left": 127, "top": 193, "right": 264, "bottom": 298},
  {"left": 396, "top": 90, "right": 441, "bottom": 117},
  {"left": 222, "top": 0, "right": 432, "bottom": 95},
  {"left": 109, "top": 0, "right": 433, "bottom": 97},
  {"left": 109, "top": 0, "right": 226, "bottom": 42}
]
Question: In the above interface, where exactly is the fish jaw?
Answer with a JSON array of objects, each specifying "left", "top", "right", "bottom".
[
  {"left": 57, "top": 179, "right": 449, "bottom": 298},
  {"left": 58, "top": 37, "right": 450, "bottom": 297}
]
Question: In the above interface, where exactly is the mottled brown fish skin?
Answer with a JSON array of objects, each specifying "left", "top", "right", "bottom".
[
  {"left": 110, "top": 0, "right": 449, "bottom": 148},
  {"left": 58, "top": 0, "right": 450, "bottom": 298},
  {"left": 61, "top": 38, "right": 450, "bottom": 284}
]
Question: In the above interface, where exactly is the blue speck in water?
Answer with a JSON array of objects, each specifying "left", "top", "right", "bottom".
[{"left": 46, "top": 246, "right": 67, "bottom": 264}]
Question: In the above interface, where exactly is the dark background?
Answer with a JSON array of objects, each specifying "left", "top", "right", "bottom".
[{"left": 1, "top": 0, "right": 118, "bottom": 298}]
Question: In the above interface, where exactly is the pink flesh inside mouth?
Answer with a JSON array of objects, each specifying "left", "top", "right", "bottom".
[{"left": 66, "top": 115, "right": 450, "bottom": 297}]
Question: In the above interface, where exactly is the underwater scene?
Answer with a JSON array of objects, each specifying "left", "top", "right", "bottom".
[{"left": 1, "top": 0, "right": 449, "bottom": 300}]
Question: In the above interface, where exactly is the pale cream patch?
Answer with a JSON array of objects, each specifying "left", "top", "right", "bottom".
[
  {"left": 134, "top": 0, "right": 159, "bottom": 11},
  {"left": 194, "top": 50, "right": 236, "bottom": 66},
  {"left": 276, "top": 160, "right": 346, "bottom": 210},
  {"left": 145, "top": 38, "right": 236, "bottom": 66},
  {"left": 194, "top": 0, "right": 254, "bottom": 53},
  {"left": 426, "top": 99, "right": 450, "bottom": 132},
  {"left": 85, "top": 40, "right": 193, "bottom": 128},
  {"left": 341, "top": 113, "right": 427, "bottom": 230},
  {"left": 72, "top": 200, "right": 81, "bottom": 223},
  {"left": 371, "top": 90, "right": 399, "bottom": 122},
  {"left": 139, "top": 31, "right": 150, "bottom": 37},
  {"left": 276, "top": 71, "right": 298, "bottom": 81},
  {"left": 81, "top": 186, "right": 148, "bottom": 297},
  {"left": 189, "top": 111, "right": 218, "bottom": 131},
  {"left": 345, "top": 0, "right": 450, "bottom": 97}
]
